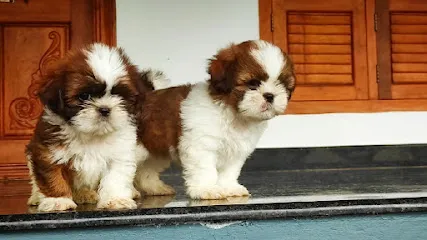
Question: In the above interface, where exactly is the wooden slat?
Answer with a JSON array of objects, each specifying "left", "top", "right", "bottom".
[
  {"left": 392, "top": 84, "right": 427, "bottom": 99},
  {"left": 391, "top": 25, "right": 427, "bottom": 34},
  {"left": 288, "top": 34, "right": 351, "bottom": 44},
  {"left": 0, "top": 180, "right": 31, "bottom": 196},
  {"left": 289, "top": 44, "right": 351, "bottom": 54},
  {"left": 0, "top": 164, "right": 29, "bottom": 181},
  {"left": 294, "top": 64, "right": 352, "bottom": 74},
  {"left": 392, "top": 44, "right": 427, "bottom": 53},
  {"left": 391, "top": 14, "right": 427, "bottom": 24},
  {"left": 288, "top": 14, "right": 351, "bottom": 25},
  {"left": 291, "top": 54, "right": 352, "bottom": 64},
  {"left": 392, "top": 63, "right": 427, "bottom": 73},
  {"left": 295, "top": 74, "right": 353, "bottom": 84},
  {"left": 393, "top": 73, "right": 427, "bottom": 83},
  {"left": 292, "top": 85, "right": 356, "bottom": 101},
  {"left": 392, "top": 54, "right": 427, "bottom": 63},
  {"left": 392, "top": 34, "right": 427, "bottom": 44},
  {"left": 288, "top": 25, "right": 351, "bottom": 34}
]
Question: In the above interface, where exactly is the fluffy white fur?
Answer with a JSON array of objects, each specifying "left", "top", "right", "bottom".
[
  {"left": 85, "top": 44, "right": 128, "bottom": 91},
  {"left": 179, "top": 82, "right": 270, "bottom": 199},
  {"left": 29, "top": 44, "right": 138, "bottom": 211},
  {"left": 144, "top": 69, "right": 171, "bottom": 90},
  {"left": 239, "top": 41, "right": 288, "bottom": 120},
  {"left": 135, "top": 40, "right": 290, "bottom": 199}
]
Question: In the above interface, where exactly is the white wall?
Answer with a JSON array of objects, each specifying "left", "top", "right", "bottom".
[{"left": 117, "top": 0, "right": 427, "bottom": 148}]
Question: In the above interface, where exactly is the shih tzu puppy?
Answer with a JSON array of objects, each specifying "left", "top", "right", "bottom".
[
  {"left": 26, "top": 43, "right": 165, "bottom": 212},
  {"left": 134, "top": 40, "right": 296, "bottom": 199}
]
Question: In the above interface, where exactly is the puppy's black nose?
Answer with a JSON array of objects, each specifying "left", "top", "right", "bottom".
[
  {"left": 99, "top": 107, "right": 110, "bottom": 117},
  {"left": 263, "top": 93, "right": 274, "bottom": 103}
]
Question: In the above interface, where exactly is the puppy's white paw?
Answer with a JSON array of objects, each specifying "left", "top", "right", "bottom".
[
  {"left": 37, "top": 197, "right": 77, "bottom": 212},
  {"left": 222, "top": 184, "right": 250, "bottom": 197},
  {"left": 97, "top": 198, "right": 137, "bottom": 210},
  {"left": 142, "top": 181, "right": 176, "bottom": 196},
  {"left": 187, "top": 185, "right": 227, "bottom": 200},
  {"left": 73, "top": 188, "right": 99, "bottom": 204},
  {"left": 27, "top": 194, "right": 42, "bottom": 206},
  {"left": 132, "top": 187, "right": 142, "bottom": 199}
]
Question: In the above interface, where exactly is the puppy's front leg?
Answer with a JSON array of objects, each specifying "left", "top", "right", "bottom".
[
  {"left": 97, "top": 160, "right": 137, "bottom": 210},
  {"left": 30, "top": 161, "right": 77, "bottom": 212},
  {"left": 217, "top": 158, "right": 250, "bottom": 197},
  {"left": 181, "top": 149, "right": 226, "bottom": 200}
]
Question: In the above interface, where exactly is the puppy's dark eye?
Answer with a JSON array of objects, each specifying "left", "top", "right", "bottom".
[
  {"left": 78, "top": 93, "right": 91, "bottom": 101},
  {"left": 247, "top": 79, "right": 261, "bottom": 90}
]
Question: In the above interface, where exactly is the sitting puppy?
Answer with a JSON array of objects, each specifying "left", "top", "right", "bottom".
[
  {"left": 134, "top": 40, "right": 296, "bottom": 199},
  {"left": 26, "top": 43, "right": 164, "bottom": 211}
]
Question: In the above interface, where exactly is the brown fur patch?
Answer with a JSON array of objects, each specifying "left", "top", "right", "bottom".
[
  {"left": 26, "top": 120, "right": 74, "bottom": 198},
  {"left": 137, "top": 85, "right": 192, "bottom": 156},
  {"left": 207, "top": 41, "right": 268, "bottom": 111},
  {"left": 279, "top": 53, "right": 296, "bottom": 99}
]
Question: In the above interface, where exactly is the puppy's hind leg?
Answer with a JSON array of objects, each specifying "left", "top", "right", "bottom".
[{"left": 134, "top": 156, "right": 175, "bottom": 196}]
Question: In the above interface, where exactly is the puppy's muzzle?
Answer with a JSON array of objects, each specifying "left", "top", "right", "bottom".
[{"left": 98, "top": 107, "right": 111, "bottom": 117}]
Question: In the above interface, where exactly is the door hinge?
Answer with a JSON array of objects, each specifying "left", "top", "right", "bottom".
[
  {"left": 374, "top": 13, "right": 378, "bottom": 32},
  {"left": 271, "top": 12, "right": 274, "bottom": 32},
  {"left": 376, "top": 64, "right": 379, "bottom": 83}
]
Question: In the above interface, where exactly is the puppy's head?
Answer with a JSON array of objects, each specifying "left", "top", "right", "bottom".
[
  {"left": 208, "top": 40, "right": 295, "bottom": 121},
  {"left": 37, "top": 43, "right": 144, "bottom": 135}
]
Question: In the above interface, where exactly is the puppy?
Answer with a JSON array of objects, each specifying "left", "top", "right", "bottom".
[
  {"left": 26, "top": 43, "right": 161, "bottom": 211},
  {"left": 134, "top": 40, "right": 296, "bottom": 199}
]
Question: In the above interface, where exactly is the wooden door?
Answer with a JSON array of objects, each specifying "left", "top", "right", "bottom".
[
  {"left": 271, "top": 0, "right": 369, "bottom": 101},
  {"left": 376, "top": 0, "right": 427, "bottom": 100},
  {"left": 0, "top": 0, "right": 116, "bottom": 180}
]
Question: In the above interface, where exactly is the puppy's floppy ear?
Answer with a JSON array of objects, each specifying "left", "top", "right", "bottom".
[
  {"left": 37, "top": 71, "right": 66, "bottom": 115},
  {"left": 279, "top": 52, "right": 296, "bottom": 101},
  {"left": 207, "top": 45, "right": 237, "bottom": 94}
]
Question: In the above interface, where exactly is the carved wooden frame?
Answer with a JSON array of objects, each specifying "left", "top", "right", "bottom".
[{"left": 93, "top": 0, "right": 117, "bottom": 46}]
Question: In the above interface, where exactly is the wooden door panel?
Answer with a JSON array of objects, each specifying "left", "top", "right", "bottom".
[
  {"left": 272, "top": 0, "right": 369, "bottom": 101},
  {"left": 0, "top": 0, "right": 116, "bottom": 180},
  {"left": 3, "top": 25, "right": 68, "bottom": 136},
  {"left": 391, "top": 13, "right": 427, "bottom": 85},
  {"left": 387, "top": 1, "right": 427, "bottom": 99}
]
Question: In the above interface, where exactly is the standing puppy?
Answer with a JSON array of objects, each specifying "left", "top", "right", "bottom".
[
  {"left": 135, "top": 40, "right": 296, "bottom": 199},
  {"left": 26, "top": 43, "right": 158, "bottom": 211}
]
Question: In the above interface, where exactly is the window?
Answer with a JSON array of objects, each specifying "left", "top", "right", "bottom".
[{"left": 259, "top": 0, "right": 427, "bottom": 114}]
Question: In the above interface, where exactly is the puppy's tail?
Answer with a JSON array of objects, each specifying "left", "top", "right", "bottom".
[{"left": 140, "top": 69, "right": 171, "bottom": 91}]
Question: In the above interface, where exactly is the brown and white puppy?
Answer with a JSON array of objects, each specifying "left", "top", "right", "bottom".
[
  {"left": 134, "top": 40, "right": 296, "bottom": 199},
  {"left": 26, "top": 43, "right": 163, "bottom": 212}
]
